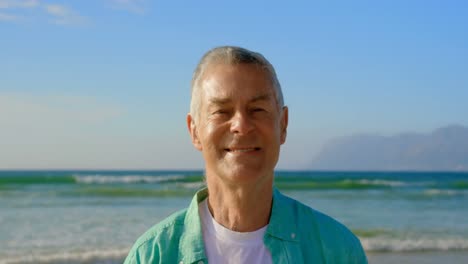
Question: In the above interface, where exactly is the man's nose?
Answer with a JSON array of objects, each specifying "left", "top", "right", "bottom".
[{"left": 230, "top": 111, "right": 254, "bottom": 135}]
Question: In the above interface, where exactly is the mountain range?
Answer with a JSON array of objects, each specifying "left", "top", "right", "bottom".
[{"left": 310, "top": 125, "right": 468, "bottom": 171}]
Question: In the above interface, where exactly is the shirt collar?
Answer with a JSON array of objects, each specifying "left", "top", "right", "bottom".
[
  {"left": 179, "top": 188, "right": 209, "bottom": 264},
  {"left": 179, "top": 187, "right": 299, "bottom": 263},
  {"left": 266, "top": 188, "right": 300, "bottom": 242}
]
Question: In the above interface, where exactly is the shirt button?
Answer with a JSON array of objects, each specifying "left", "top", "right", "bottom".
[
  {"left": 291, "top": 232, "right": 296, "bottom": 239},
  {"left": 198, "top": 261, "right": 204, "bottom": 264},
  {"left": 179, "top": 261, "right": 183, "bottom": 264}
]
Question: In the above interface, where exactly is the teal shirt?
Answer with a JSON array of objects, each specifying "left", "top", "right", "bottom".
[{"left": 124, "top": 188, "right": 368, "bottom": 264}]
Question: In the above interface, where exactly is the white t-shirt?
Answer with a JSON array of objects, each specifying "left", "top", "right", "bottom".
[{"left": 199, "top": 198, "right": 273, "bottom": 264}]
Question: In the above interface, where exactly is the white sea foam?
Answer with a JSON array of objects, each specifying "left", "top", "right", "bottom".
[
  {"left": 361, "top": 237, "right": 468, "bottom": 252},
  {"left": 178, "top": 182, "right": 206, "bottom": 189},
  {"left": 0, "top": 247, "right": 128, "bottom": 264},
  {"left": 74, "top": 174, "right": 186, "bottom": 184},
  {"left": 350, "top": 179, "right": 407, "bottom": 187},
  {"left": 424, "top": 189, "right": 459, "bottom": 196},
  {"left": 4, "top": 239, "right": 468, "bottom": 263}
]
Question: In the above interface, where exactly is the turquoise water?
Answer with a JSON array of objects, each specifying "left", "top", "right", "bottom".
[{"left": 1, "top": 170, "right": 468, "bottom": 263}]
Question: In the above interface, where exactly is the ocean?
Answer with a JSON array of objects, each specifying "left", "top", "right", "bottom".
[{"left": 1, "top": 170, "right": 467, "bottom": 264}]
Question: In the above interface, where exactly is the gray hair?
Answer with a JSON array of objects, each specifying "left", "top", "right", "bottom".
[{"left": 190, "top": 46, "right": 284, "bottom": 122}]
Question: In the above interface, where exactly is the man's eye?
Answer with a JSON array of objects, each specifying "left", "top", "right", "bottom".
[
  {"left": 252, "top": 108, "right": 265, "bottom": 112},
  {"left": 213, "top": 110, "right": 228, "bottom": 115}
]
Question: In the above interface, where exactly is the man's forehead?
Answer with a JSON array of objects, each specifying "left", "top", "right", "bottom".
[
  {"left": 197, "top": 63, "right": 277, "bottom": 106},
  {"left": 206, "top": 93, "right": 274, "bottom": 105},
  {"left": 201, "top": 63, "right": 270, "bottom": 84}
]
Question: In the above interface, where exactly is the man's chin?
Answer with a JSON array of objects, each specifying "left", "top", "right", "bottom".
[{"left": 216, "top": 165, "right": 272, "bottom": 185}]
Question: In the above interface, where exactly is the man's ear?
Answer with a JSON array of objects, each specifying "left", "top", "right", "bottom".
[
  {"left": 187, "top": 113, "right": 203, "bottom": 151},
  {"left": 280, "top": 106, "right": 288, "bottom": 144}
]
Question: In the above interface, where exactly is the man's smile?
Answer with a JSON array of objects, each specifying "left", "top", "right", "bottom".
[{"left": 224, "top": 147, "right": 261, "bottom": 153}]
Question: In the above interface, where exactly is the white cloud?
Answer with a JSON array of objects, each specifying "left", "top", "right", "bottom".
[
  {"left": 0, "top": 92, "right": 201, "bottom": 169},
  {"left": 44, "top": 4, "right": 87, "bottom": 25},
  {"left": 0, "top": 1, "right": 87, "bottom": 25},
  {"left": 108, "top": 0, "right": 148, "bottom": 14},
  {"left": 0, "top": 0, "right": 37, "bottom": 22},
  {"left": 0, "top": 11, "right": 20, "bottom": 20},
  {"left": 44, "top": 4, "right": 67, "bottom": 16},
  {"left": 0, "top": 0, "right": 39, "bottom": 9},
  {"left": 1, "top": 0, "right": 147, "bottom": 25}
]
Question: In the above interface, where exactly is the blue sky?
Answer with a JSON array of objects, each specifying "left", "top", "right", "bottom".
[{"left": 1, "top": 0, "right": 467, "bottom": 169}]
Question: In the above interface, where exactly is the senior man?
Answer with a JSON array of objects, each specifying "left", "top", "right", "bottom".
[{"left": 124, "top": 46, "right": 367, "bottom": 264}]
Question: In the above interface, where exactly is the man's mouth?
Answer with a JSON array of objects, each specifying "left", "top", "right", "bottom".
[{"left": 224, "top": 147, "right": 261, "bottom": 153}]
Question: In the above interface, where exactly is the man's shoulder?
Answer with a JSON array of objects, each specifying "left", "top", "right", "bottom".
[
  {"left": 279, "top": 193, "right": 351, "bottom": 232},
  {"left": 124, "top": 208, "right": 188, "bottom": 263},
  {"left": 279, "top": 193, "right": 366, "bottom": 261},
  {"left": 135, "top": 208, "right": 187, "bottom": 245}
]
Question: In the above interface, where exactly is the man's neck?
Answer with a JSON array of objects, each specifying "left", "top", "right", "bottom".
[{"left": 205, "top": 175, "right": 273, "bottom": 232}]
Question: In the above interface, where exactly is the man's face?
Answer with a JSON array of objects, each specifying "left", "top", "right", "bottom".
[{"left": 188, "top": 63, "right": 288, "bottom": 186}]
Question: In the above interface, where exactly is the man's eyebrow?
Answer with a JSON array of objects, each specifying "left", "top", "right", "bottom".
[
  {"left": 208, "top": 97, "right": 231, "bottom": 105},
  {"left": 250, "top": 94, "right": 272, "bottom": 103}
]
